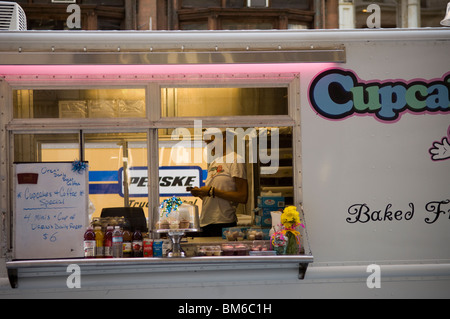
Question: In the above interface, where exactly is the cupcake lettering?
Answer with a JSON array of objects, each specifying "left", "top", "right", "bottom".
[{"left": 309, "top": 69, "right": 450, "bottom": 122}]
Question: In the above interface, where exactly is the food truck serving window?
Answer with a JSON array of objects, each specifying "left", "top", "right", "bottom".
[{"left": 6, "top": 75, "right": 307, "bottom": 264}]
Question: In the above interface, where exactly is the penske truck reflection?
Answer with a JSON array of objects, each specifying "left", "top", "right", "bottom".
[
  {"left": 118, "top": 166, "right": 203, "bottom": 197},
  {"left": 89, "top": 166, "right": 205, "bottom": 214},
  {"left": 42, "top": 143, "right": 207, "bottom": 219}
]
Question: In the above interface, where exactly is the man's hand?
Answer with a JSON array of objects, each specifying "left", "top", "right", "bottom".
[{"left": 190, "top": 186, "right": 210, "bottom": 199}]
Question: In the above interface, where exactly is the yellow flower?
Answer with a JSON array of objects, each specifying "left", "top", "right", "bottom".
[{"left": 281, "top": 206, "right": 300, "bottom": 227}]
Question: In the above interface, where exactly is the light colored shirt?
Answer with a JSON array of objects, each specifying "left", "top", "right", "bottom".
[{"left": 200, "top": 154, "right": 246, "bottom": 227}]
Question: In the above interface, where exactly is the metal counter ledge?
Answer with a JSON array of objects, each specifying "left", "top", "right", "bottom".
[{"left": 6, "top": 255, "right": 314, "bottom": 289}]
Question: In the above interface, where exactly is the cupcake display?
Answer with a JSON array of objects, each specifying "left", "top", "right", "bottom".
[
  {"left": 157, "top": 197, "right": 200, "bottom": 231},
  {"left": 224, "top": 228, "right": 246, "bottom": 241}
]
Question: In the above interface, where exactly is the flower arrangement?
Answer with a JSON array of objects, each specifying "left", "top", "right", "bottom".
[
  {"left": 271, "top": 232, "right": 288, "bottom": 255},
  {"left": 158, "top": 196, "right": 183, "bottom": 229},
  {"left": 271, "top": 206, "right": 304, "bottom": 255},
  {"left": 160, "top": 196, "right": 182, "bottom": 217},
  {"left": 281, "top": 206, "right": 301, "bottom": 228}
]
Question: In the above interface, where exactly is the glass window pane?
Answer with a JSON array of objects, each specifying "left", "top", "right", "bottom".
[
  {"left": 226, "top": 0, "right": 246, "bottom": 8},
  {"left": 288, "top": 22, "right": 309, "bottom": 29},
  {"left": 271, "top": 0, "right": 310, "bottom": 9},
  {"left": 221, "top": 18, "right": 275, "bottom": 30},
  {"left": 14, "top": 133, "right": 80, "bottom": 163},
  {"left": 421, "top": 0, "right": 449, "bottom": 27},
  {"left": 181, "top": 0, "right": 221, "bottom": 8},
  {"left": 14, "top": 132, "right": 149, "bottom": 231},
  {"left": 180, "top": 20, "right": 209, "bottom": 30},
  {"left": 161, "top": 87, "right": 288, "bottom": 117},
  {"left": 84, "top": 133, "right": 149, "bottom": 227},
  {"left": 156, "top": 126, "right": 294, "bottom": 237},
  {"left": 13, "top": 88, "right": 146, "bottom": 119}
]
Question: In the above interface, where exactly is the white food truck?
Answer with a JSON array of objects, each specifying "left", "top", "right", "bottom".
[{"left": 0, "top": 28, "right": 449, "bottom": 300}]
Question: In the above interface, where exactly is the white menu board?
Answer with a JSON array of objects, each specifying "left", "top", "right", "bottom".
[{"left": 14, "top": 162, "right": 88, "bottom": 260}]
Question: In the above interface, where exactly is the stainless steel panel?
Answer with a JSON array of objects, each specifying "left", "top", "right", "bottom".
[{"left": 0, "top": 49, "right": 345, "bottom": 65}]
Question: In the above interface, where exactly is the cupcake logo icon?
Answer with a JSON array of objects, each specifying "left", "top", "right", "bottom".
[{"left": 429, "top": 125, "right": 450, "bottom": 162}]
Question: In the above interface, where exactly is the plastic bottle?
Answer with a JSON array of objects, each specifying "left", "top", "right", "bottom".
[
  {"left": 122, "top": 226, "right": 133, "bottom": 258},
  {"left": 112, "top": 226, "right": 123, "bottom": 258},
  {"left": 104, "top": 226, "right": 113, "bottom": 258},
  {"left": 94, "top": 226, "right": 104, "bottom": 258},
  {"left": 132, "top": 228, "right": 143, "bottom": 257},
  {"left": 83, "top": 226, "right": 96, "bottom": 258}
]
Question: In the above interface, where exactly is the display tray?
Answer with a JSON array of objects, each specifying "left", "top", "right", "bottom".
[{"left": 156, "top": 228, "right": 201, "bottom": 233}]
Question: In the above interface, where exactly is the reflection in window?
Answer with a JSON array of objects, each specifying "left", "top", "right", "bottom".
[
  {"left": 84, "top": 133, "right": 148, "bottom": 219},
  {"left": 221, "top": 18, "right": 275, "bottom": 30},
  {"left": 14, "top": 132, "right": 149, "bottom": 221},
  {"left": 14, "top": 133, "right": 80, "bottom": 163},
  {"left": 13, "top": 88, "right": 146, "bottom": 119},
  {"left": 161, "top": 87, "right": 288, "bottom": 117},
  {"left": 157, "top": 126, "right": 294, "bottom": 231},
  {"left": 180, "top": 20, "right": 209, "bottom": 30},
  {"left": 421, "top": 0, "right": 449, "bottom": 27}
]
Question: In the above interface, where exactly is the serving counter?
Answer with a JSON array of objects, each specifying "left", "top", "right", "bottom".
[{"left": 6, "top": 254, "right": 313, "bottom": 290}]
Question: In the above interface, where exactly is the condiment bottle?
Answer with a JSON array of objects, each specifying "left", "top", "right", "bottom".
[
  {"left": 94, "top": 226, "right": 104, "bottom": 258},
  {"left": 83, "top": 226, "right": 96, "bottom": 258},
  {"left": 104, "top": 226, "right": 113, "bottom": 258},
  {"left": 132, "top": 228, "right": 143, "bottom": 257},
  {"left": 112, "top": 226, "right": 123, "bottom": 258},
  {"left": 122, "top": 226, "right": 133, "bottom": 258}
]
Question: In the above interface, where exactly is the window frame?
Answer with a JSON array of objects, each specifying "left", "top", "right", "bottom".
[{"left": 2, "top": 72, "right": 303, "bottom": 257}]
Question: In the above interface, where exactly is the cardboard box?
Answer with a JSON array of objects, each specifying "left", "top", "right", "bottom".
[
  {"left": 143, "top": 238, "right": 153, "bottom": 257},
  {"left": 257, "top": 196, "right": 285, "bottom": 209},
  {"left": 255, "top": 209, "right": 273, "bottom": 227}
]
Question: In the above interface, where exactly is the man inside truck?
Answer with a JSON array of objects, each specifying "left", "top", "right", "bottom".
[{"left": 190, "top": 129, "right": 248, "bottom": 237}]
